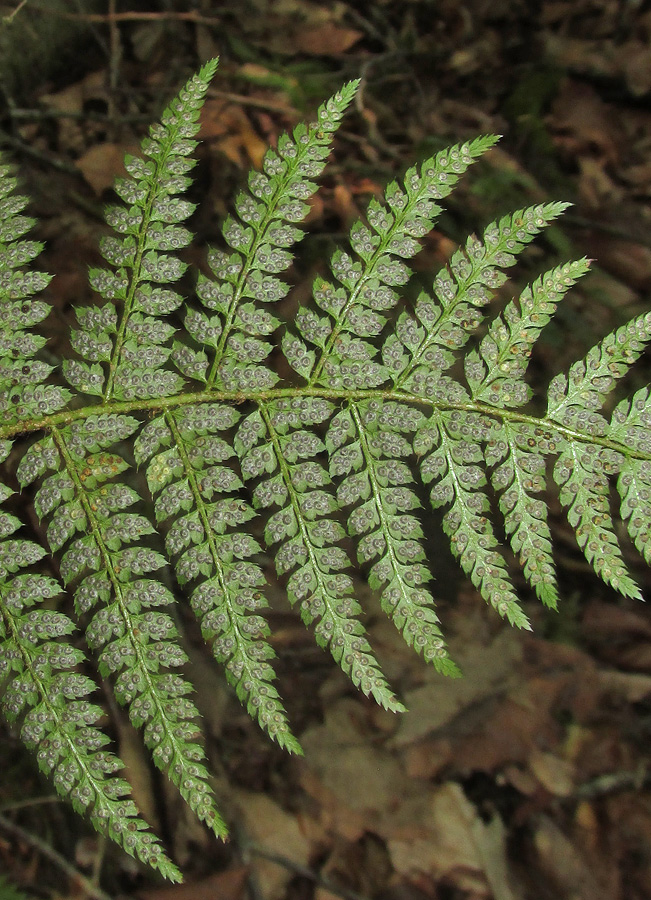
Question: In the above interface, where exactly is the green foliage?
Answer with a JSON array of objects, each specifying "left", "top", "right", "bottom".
[
  {"left": 1, "top": 59, "right": 650, "bottom": 878},
  {"left": 0, "top": 876, "right": 32, "bottom": 900}
]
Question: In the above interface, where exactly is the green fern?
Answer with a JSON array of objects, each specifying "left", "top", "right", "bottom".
[{"left": 1, "top": 58, "right": 650, "bottom": 879}]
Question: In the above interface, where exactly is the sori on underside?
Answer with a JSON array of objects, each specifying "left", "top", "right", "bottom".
[{"left": 0, "top": 57, "right": 649, "bottom": 879}]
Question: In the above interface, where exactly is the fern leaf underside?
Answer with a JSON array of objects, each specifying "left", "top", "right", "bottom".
[{"left": 1, "top": 59, "right": 650, "bottom": 877}]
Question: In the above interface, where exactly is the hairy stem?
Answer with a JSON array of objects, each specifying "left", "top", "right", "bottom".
[{"left": 5, "top": 390, "right": 650, "bottom": 465}]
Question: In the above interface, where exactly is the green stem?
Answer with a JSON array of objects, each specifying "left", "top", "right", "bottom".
[
  {"left": 206, "top": 121, "right": 326, "bottom": 389},
  {"left": 164, "top": 411, "right": 261, "bottom": 688},
  {"left": 103, "top": 131, "right": 181, "bottom": 401},
  {"left": 50, "top": 427, "right": 192, "bottom": 792},
  {"left": 4, "top": 389, "right": 650, "bottom": 464},
  {"left": 0, "top": 586, "right": 125, "bottom": 842}
]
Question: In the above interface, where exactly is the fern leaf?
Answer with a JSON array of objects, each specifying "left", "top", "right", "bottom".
[
  {"left": 545, "top": 311, "right": 651, "bottom": 597},
  {"left": 194, "top": 81, "right": 359, "bottom": 392},
  {"left": 2, "top": 64, "right": 651, "bottom": 880},
  {"left": 0, "top": 160, "right": 70, "bottom": 425},
  {"left": 466, "top": 259, "right": 591, "bottom": 406},
  {"left": 417, "top": 410, "right": 531, "bottom": 629},
  {"left": 0, "top": 443, "right": 180, "bottom": 879},
  {"left": 17, "top": 417, "right": 227, "bottom": 840},
  {"left": 487, "top": 422, "right": 560, "bottom": 608},
  {"left": 134, "top": 404, "right": 301, "bottom": 753},
  {"left": 65, "top": 59, "right": 219, "bottom": 403},
  {"left": 327, "top": 400, "right": 459, "bottom": 675},
  {"left": 303, "top": 136, "right": 500, "bottom": 388},
  {"left": 390, "top": 202, "right": 570, "bottom": 396},
  {"left": 241, "top": 399, "right": 405, "bottom": 712},
  {"left": 547, "top": 309, "right": 651, "bottom": 432},
  {"left": 555, "top": 440, "right": 640, "bottom": 596},
  {"left": 610, "top": 387, "right": 651, "bottom": 564},
  {"left": 460, "top": 260, "right": 589, "bottom": 606}
]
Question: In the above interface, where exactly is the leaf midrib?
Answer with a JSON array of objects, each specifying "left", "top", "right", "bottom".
[{"left": 3, "top": 388, "right": 650, "bottom": 465}]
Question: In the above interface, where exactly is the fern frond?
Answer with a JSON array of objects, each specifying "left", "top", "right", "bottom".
[
  {"left": 17, "top": 416, "right": 227, "bottom": 839},
  {"left": 0, "top": 443, "right": 181, "bottom": 880},
  {"left": 134, "top": 404, "right": 301, "bottom": 752},
  {"left": 300, "top": 136, "right": 500, "bottom": 389},
  {"left": 239, "top": 399, "right": 405, "bottom": 712},
  {"left": 65, "top": 59, "right": 219, "bottom": 402},
  {"left": 191, "top": 81, "right": 359, "bottom": 391},
  {"left": 467, "top": 259, "right": 591, "bottom": 407},
  {"left": 547, "top": 309, "right": 651, "bottom": 430},
  {"left": 0, "top": 161, "right": 70, "bottom": 426},
  {"left": 1, "top": 64, "right": 651, "bottom": 880},
  {"left": 544, "top": 310, "right": 651, "bottom": 598},
  {"left": 416, "top": 409, "right": 531, "bottom": 628},
  {"left": 389, "top": 202, "right": 570, "bottom": 396},
  {"left": 327, "top": 400, "right": 459, "bottom": 675},
  {"left": 463, "top": 259, "right": 589, "bottom": 606},
  {"left": 487, "top": 422, "right": 560, "bottom": 608},
  {"left": 611, "top": 387, "right": 651, "bottom": 564}
]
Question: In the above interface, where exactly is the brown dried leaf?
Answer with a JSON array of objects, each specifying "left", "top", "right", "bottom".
[
  {"left": 137, "top": 868, "right": 248, "bottom": 900},
  {"left": 199, "top": 100, "right": 267, "bottom": 168},
  {"left": 387, "top": 782, "right": 502, "bottom": 894},
  {"left": 551, "top": 80, "right": 621, "bottom": 163},
  {"left": 76, "top": 143, "right": 132, "bottom": 195},
  {"left": 529, "top": 750, "right": 576, "bottom": 798},
  {"left": 533, "top": 816, "right": 606, "bottom": 900},
  {"left": 390, "top": 629, "right": 522, "bottom": 747},
  {"left": 619, "top": 40, "right": 651, "bottom": 97},
  {"left": 235, "top": 792, "right": 311, "bottom": 900},
  {"left": 293, "top": 24, "right": 362, "bottom": 55}
]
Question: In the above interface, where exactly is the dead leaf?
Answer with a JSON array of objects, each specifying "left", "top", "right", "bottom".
[
  {"left": 551, "top": 79, "right": 621, "bottom": 164},
  {"left": 403, "top": 737, "right": 454, "bottom": 779},
  {"left": 76, "top": 143, "right": 132, "bottom": 195},
  {"left": 577, "top": 156, "right": 624, "bottom": 207},
  {"left": 533, "top": 815, "right": 605, "bottom": 900},
  {"left": 620, "top": 40, "right": 651, "bottom": 96},
  {"left": 331, "top": 183, "right": 359, "bottom": 227},
  {"left": 293, "top": 24, "right": 362, "bottom": 55},
  {"left": 138, "top": 867, "right": 248, "bottom": 900},
  {"left": 471, "top": 815, "right": 522, "bottom": 900},
  {"left": 199, "top": 100, "right": 267, "bottom": 168},
  {"left": 529, "top": 750, "right": 576, "bottom": 798},
  {"left": 235, "top": 791, "right": 311, "bottom": 900},
  {"left": 582, "top": 601, "right": 651, "bottom": 639},
  {"left": 387, "top": 783, "right": 485, "bottom": 887},
  {"left": 597, "top": 669, "right": 651, "bottom": 703},
  {"left": 391, "top": 629, "right": 522, "bottom": 747}
]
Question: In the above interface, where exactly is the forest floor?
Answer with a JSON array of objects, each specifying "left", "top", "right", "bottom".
[{"left": 1, "top": 1, "right": 651, "bottom": 899}]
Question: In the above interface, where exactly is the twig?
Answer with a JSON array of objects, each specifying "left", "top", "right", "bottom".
[
  {"left": 244, "top": 840, "right": 372, "bottom": 900},
  {"left": 0, "top": 795, "right": 60, "bottom": 814},
  {"left": 72, "top": 0, "right": 108, "bottom": 58},
  {"left": 106, "top": 0, "right": 120, "bottom": 133},
  {"left": 1, "top": 0, "right": 28, "bottom": 24},
  {"left": 26, "top": 5, "right": 222, "bottom": 27},
  {"left": 0, "top": 813, "right": 114, "bottom": 900},
  {"left": 344, "top": 6, "right": 388, "bottom": 48},
  {"left": 0, "top": 129, "right": 79, "bottom": 175},
  {"left": 9, "top": 107, "right": 150, "bottom": 123},
  {"left": 564, "top": 212, "right": 651, "bottom": 250},
  {"left": 209, "top": 89, "right": 295, "bottom": 116},
  {"left": 574, "top": 767, "right": 650, "bottom": 800}
]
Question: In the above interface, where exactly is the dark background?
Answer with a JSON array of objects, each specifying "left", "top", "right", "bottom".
[{"left": 1, "top": 2, "right": 651, "bottom": 899}]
